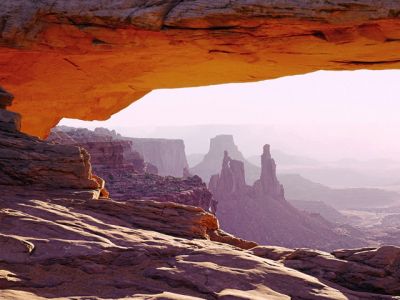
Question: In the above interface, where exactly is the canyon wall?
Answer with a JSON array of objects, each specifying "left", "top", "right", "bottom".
[
  {"left": 1, "top": 1, "right": 400, "bottom": 136},
  {"left": 2, "top": 85, "right": 400, "bottom": 298},
  {"left": 191, "top": 135, "right": 260, "bottom": 184},
  {"left": 0, "top": 88, "right": 102, "bottom": 199},
  {"left": 209, "top": 146, "right": 366, "bottom": 250},
  {"left": 129, "top": 138, "right": 189, "bottom": 177},
  {"left": 48, "top": 127, "right": 215, "bottom": 212}
]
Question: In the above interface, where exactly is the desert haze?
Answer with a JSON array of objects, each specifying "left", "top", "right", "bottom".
[{"left": 2, "top": 1, "right": 400, "bottom": 299}]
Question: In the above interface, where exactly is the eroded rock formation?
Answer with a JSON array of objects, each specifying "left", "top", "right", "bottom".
[
  {"left": 48, "top": 127, "right": 152, "bottom": 174},
  {"left": 250, "top": 245, "right": 400, "bottom": 296},
  {"left": 0, "top": 191, "right": 397, "bottom": 299},
  {"left": 1, "top": 85, "right": 399, "bottom": 298},
  {"left": 191, "top": 134, "right": 260, "bottom": 184},
  {"left": 209, "top": 146, "right": 367, "bottom": 250},
  {"left": 48, "top": 126, "right": 215, "bottom": 211},
  {"left": 0, "top": 88, "right": 102, "bottom": 199},
  {"left": 1, "top": 1, "right": 400, "bottom": 137}
]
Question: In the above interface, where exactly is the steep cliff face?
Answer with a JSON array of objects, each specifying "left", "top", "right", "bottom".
[
  {"left": 0, "top": 88, "right": 102, "bottom": 198},
  {"left": 1, "top": 1, "right": 400, "bottom": 137},
  {"left": 191, "top": 135, "right": 260, "bottom": 184},
  {"left": 48, "top": 127, "right": 215, "bottom": 211},
  {"left": 254, "top": 144, "right": 285, "bottom": 200},
  {"left": 209, "top": 145, "right": 367, "bottom": 251},
  {"left": 48, "top": 127, "right": 149, "bottom": 174},
  {"left": 129, "top": 138, "right": 189, "bottom": 177}
]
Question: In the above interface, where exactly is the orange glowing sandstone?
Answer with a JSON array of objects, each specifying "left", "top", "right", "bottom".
[{"left": 0, "top": 1, "right": 400, "bottom": 137}]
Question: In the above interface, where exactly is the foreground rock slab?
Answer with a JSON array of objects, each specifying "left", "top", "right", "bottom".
[
  {"left": 0, "top": 193, "right": 397, "bottom": 300},
  {"left": 250, "top": 245, "right": 400, "bottom": 296},
  {"left": 0, "top": 87, "right": 102, "bottom": 198}
]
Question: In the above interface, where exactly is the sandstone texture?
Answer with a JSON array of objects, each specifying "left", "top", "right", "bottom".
[
  {"left": 250, "top": 245, "right": 400, "bottom": 296},
  {"left": 209, "top": 146, "right": 367, "bottom": 251},
  {"left": 1, "top": 191, "right": 398, "bottom": 300},
  {"left": 129, "top": 138, "right": 190, "bottom": 177},
  {"left": 48, "top": 127, "right": 152, "bottom": 174},
  {"left": 1, "top": 1, "right": 400, "bottom": 137},
  {"left": 1, "top": 85, "right": 399, "bottom": 299},
  {"left": 0, "top": 88, "right": 102, "bottom": 199},
  {"left": 48, "top": 126, "right": 216, "bottom": 211}
]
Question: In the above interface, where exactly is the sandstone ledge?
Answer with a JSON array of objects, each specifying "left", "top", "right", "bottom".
[{"left": 0, "top": 193, "right": 397, "bottom": 299}]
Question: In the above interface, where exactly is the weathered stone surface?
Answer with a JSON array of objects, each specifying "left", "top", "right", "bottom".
[
  {"left": 0, "top": 90, "right": 101, "bottom": 198},
  {"left": 0, "top": 109, "right": 21, "bottom": 132},
  {"left": 1, "top": 1, "right": 400, "bottom": 137},
  {"left": 209, "top": 146, "right": 367, "bottom": 251},
  {"left": 0, "top": 193, "right": 396, "bottom": 299},
  {"left": 47, "top": 126, "right": 216, "bottom": 211},
  {"left": 48, "top": 127, "right": 148, "bottom": 174},
  {"left": 0, "top": 129, "right": 99, "bottom": 191},
  {"left": 251, "top": 246, "right": 400, "bottom": 296}
]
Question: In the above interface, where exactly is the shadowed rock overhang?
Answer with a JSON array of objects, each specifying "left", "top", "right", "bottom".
[{"left": 1, "top": 0, "right": 400, "bottom": 137}]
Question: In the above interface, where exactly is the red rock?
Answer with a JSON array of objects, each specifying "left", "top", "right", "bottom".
[
  {"left": 48, "top": 127, "right": 216, "bottom": 211},
  {"left": 1, "top": 2, "right": 400, "bottom": 137},
  {"left": 0, "top": 88, "right": 101, "bottom": 198},
  {"left": 0, "top": 193, "right": 395, "bottom": 299},
  {"left": 251, "top": 246, "right": 400, "bottom": 296},
  {"left": 209, "top": 147, "right": 367, "bottom": 251}
]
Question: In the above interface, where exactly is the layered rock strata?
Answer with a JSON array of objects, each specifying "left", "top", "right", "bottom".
[
  {"left": 0, "top": 192, "right": 397, "bottom": 299},
  {"left": 1, "top": 1, "right": 400, "bottom": 137},
  {"left": 129, "top": 138, "right": 190, "bottom": 177},
  {"left": 250, "top": 245, "right": 400, "bottom": 296},
  {"left": 0, "top": 88, "right": 102, "bottom": 199},
  {"left": 209, "top": 146, "right": 367, "bottom": 251},
  {"left": 48, "top": 127, "right": 216, "bottom": 211}
]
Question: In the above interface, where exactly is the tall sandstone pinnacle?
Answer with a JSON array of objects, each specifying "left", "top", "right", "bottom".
[
  {"left": 255, "top": 144, "right": 285, "bottom": 200},
  {"left": 209, "top": 144, "right": 367, "bottom": 250},
  {"left": 1, "top": 1, "right": 400, "bottom": 137}
]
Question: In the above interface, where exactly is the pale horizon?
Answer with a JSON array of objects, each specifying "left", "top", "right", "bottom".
[{"left": 60, "top": 70, "right": 400, "bottom": 161}]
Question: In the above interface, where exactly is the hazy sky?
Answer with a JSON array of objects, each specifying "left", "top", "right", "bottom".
[{"left": 61, "top": 70, "right": 400, "bottom": 161}]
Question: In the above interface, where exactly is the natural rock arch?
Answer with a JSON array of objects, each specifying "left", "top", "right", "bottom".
[{"left": 1, "top": 0, "right": 400, "bottom": 137}]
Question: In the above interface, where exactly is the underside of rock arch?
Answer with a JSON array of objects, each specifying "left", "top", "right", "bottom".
[{"left": 1, "top": 0, "right": 400, "bottom": 137}]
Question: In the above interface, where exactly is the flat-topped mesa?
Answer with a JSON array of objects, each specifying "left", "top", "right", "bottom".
[
  {"left": 256, "top": 144, "right": 285, "bottom": 200},
  {"left": 0, "top": 87, "right": 102, "bottom": 199}
]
